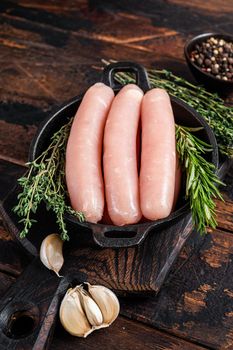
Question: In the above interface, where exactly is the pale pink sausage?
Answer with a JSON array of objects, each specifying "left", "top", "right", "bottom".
[
  {"left": 103, "top": 84, "right": 143, "bottom": 226},
  {"left": 66, "top": 82, "right": 114, "bottom": 223},
  {"left": 140, "top": 88, "right": 176, "bottom": 220}
]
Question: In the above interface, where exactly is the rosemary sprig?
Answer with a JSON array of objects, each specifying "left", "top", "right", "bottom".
[
  {"left": 103, "top": 59, "right": 233, "bottom": 157},
  {"left": 13, "top": 119, "right": 85, "bottom": 240},
  {"left": 176, "top": 125, "right": 224, "bottom": 234}
]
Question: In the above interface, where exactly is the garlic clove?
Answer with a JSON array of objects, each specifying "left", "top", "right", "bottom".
[
  {"left": 40, "top": 233, "right": 64, "bottom": 277},
  {"left": 87, "top": 283, "right": 120, "bottom": 326},
  {"left": 59, "top": 288, "right": 93, "bottom": 338},
  {"left": 78, "top": 288, "right": 103, "bottom": 327}
]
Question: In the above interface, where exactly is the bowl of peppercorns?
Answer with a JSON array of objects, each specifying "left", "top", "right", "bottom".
[{"left": 184, "top": 33, "right": 233, "bottom": 93}]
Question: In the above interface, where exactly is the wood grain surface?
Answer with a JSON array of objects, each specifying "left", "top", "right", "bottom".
[{"left": 0, "top": 0, "right": 233, "bottom": 349}]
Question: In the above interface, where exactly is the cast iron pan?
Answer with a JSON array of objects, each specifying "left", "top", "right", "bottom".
[
  {"left": 28, "top": 61, "right": 218, "bottom": 248},
  {"left": 0, "top": 62, "right": 219, "bottom": 349}
]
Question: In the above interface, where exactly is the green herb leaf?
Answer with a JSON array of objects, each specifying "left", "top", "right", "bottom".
[
  {"left": 176, "top": 125, "right": 224, "bottom": 234},
  {"left": 13, "top": 118, "right": 84, "bottom": 240}
]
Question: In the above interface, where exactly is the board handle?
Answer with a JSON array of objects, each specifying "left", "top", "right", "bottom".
[
  {"left": 0, "top": 258, "right": 69, "bottom": 349},
  {"left": 101, "top": 61, "right": 151, "bottom": 92}
]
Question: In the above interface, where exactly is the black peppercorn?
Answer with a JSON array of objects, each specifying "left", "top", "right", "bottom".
[
  {"left": 204, "top": 58, "right": 211, "bottom": 66},
  {"left": 212, "top": 66, "right": 219, "bottom": 74},
  {"left": 197, "top": 58, "right": 203, "bottom": 66}
]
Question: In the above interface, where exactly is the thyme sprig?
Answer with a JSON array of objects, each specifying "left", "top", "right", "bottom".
[
  {"left": 13, "top": 119, "right": 85, "bottom": 240},
  {"left": 103, "top": 59, "right": 233, "bottom": 157},
  {"left": 176, "top": 125, "right": 224, "bottom": 234}
]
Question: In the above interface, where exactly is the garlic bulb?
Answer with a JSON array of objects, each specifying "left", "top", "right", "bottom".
[
  {"left": 59, "top": 287, "right": 92, "bottom": 337},
  {"left": 40, "top": 233, "right": 64, "bottom": 277},
  {"left": 86, "top": 283, "right": 120, "bottom": 326},
  {"left": 59, "top": 283, "right": 120, "bottom": 337}
]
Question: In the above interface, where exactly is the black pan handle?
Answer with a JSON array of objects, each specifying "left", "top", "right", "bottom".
[
  {"left": 101, "top": 61, "right": 151, "bottom": 92},
  {"left": 91, "top": 224, "right": 151, "bottom": 248}
]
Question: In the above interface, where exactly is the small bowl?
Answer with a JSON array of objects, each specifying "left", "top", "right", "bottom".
[{"left": 184, "top": 32, "right": 233, "bottom": 93}]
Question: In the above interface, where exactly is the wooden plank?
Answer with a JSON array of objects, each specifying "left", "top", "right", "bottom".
[
  {"left": 1, "top": 1, "right": 232, "bottom": 166},
  {"left": 0, "top": 159, "right": 25, "bottom": 199},
  {"left": 8, "top": 0, "right": 233, "bottom": 15},
  {"left": 215, "top": 199, "right": 233, "bottom": 233},
  {"left": 0, "top": 219, "right": 29, "bottom": 277},
  {"left": 222, "top": 163, "right": 233, "bottom": 202},
  {"left": 51, "top": 316, "right": 207, "bottom": 350},
  {"left": 0, "top": 160, "right": 30, "bottom": 275},
  {"left": 0, "top": 38, "right": 187, "bottom": 164},
  {"left": 0, "top": 271, "right": 15, "bottom": 299},
  {"left": 2, "top": 0, "right": 233, "bottom": 38},
  {"left": 0, "top": 0, "right": 232, "bottom": 111},
  {"left": 169, "top": 0, "right": 233, "bottom": 15},
  {"left": 215, "top": 162, "right": 233, "bottom": 233},
  {"left": 0, "top": 235, "right": 29, "bottom": 276},
  {"left": 0, "top": 0, "right": 195, "bottom": 114},
  {"left": 120, "top": 228, "right": 233, "bottom": 349},
  {"left": 0, "top": 121, "right": 37, "bottom": 164},
  {"left": 0, "top": 20, "right": 185, "bottom": 104}
]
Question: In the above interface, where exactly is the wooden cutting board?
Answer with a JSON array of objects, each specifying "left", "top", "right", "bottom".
[{"left": 0, "top": 159, "right": 229, "bottom": 348}]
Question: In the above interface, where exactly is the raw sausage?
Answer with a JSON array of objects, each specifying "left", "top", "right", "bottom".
[
  {"left": 103, "top": 84, "right": 143, "bottom": 225},
  {"left": 140, "top": 88, "right": 176, "bottom": 220},
  {"left": 66, "top": 82, "right": 114, "bottom": 223}
]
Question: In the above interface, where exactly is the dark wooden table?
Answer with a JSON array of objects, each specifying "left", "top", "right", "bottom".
[{"left": 1, "top": 1, "right": 233, "bottom": 349}]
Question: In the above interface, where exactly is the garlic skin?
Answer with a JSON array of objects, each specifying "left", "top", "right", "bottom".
[
  {"left": 87, "top": 284, "right": 120, "bottom": 326},
  {"left": 78, "top": 288, "right": 103, "bottom": 326},
  {"left": 59, "top": 288, "right": 93, "bottom": 338},
  {"left": 40, "top": 233, "right": 64, "bottom": 277},
  {"left": 59, "top": 283, "right": 120, "bottom": 338}
]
